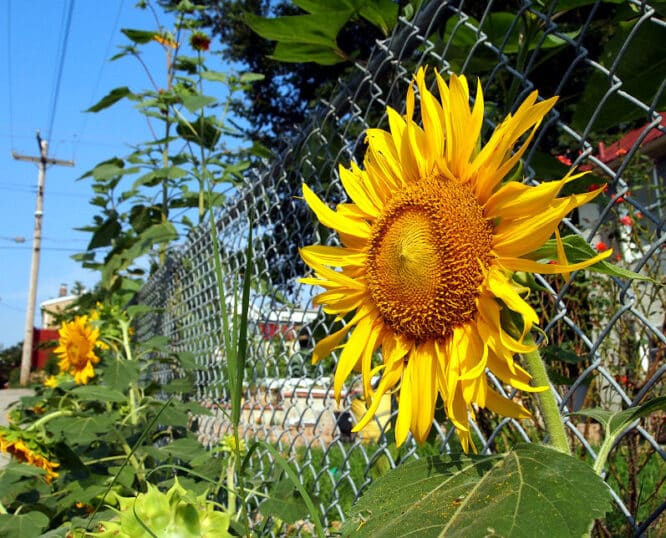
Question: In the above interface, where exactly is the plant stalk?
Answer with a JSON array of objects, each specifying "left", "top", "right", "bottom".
[{"left": 523, "top": 337, "right": 570, "bottom": 453}]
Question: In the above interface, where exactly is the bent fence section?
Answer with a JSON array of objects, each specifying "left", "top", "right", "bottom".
[{"left": 137, "top": 1, "right": 665, "bottom": 534}]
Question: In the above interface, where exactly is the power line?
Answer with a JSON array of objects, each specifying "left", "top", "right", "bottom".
[
  {"left": 0, "top": 184, "right": 90, "bottom": 198},
  {"left": 0, "top": 302, "right": 24, "bottom": 313},
  {"left": 6, "top": 0, "right": 15, "bottom": 149},
  {"left": 74, "top": 0, "right": 125, "bottom": 160},
  {"left": 45, "top": 0, "right": 75, "bottom": 144},
  {"left": 0, "top": 246, "right": 83, "bottom": 252}
]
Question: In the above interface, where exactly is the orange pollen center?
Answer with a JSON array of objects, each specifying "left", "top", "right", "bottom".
[{"left": 366, "top": 176, "right": 494, "bottom": 342}]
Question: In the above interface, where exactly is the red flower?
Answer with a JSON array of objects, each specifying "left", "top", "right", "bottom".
[
  {"left": 587, "top": 183, "right": 609, "bottom": 193},
  {"left": 635, "top": 211, "right": 643, "bottom": 219},
  {"left": 556, "top": 155, "right": 572, "bottom": 166},
  {"left": 612, "top": 191, "right": 630, "bottom": 204},
  {"left": 619, "top": 215, "right": 633, "bottom": 226},
  {"left": 595, "top": 241, "right": 609, "bottom": 252}
]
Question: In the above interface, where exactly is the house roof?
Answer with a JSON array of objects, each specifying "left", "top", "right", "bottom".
[{"left": 40, "top": 294, "right": 79, "bottom": 309}]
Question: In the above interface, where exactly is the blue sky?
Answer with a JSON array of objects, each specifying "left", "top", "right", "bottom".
[{"left": 0, "top": 1, "right": 226, "bottom": 348}]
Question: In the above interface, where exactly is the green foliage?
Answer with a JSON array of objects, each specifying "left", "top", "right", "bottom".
[
  {"left": 528, "top": 234, "right": 652, "bottom": 281},
  {"left": 0, "top": 511, "right": 50, "bottom": 537},
  {"left": 245, "top": 0, "right": 398, "bottom": 65},
  {"left": 572, "top": 14, "right": 666, "bottom": 131},
  {"left": 342, "top": 444, "right": 613, "bottom": 537},
  {"left": 0, "top": 303, "right": 223, "bottom": 536},
  {"left": 77, "top": 2, "right": 261, "bottom": 298}
]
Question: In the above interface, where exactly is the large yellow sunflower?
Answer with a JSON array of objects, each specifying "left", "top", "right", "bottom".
[
  {"left": 54, "top": 315, "right": 101, "bottom": 385},
  {"left": 300, "top": 67, "right": 610, "bottom": 452}
]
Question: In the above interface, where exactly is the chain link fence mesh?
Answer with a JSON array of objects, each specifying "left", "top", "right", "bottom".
[{"left": 137, "top": 0, "right": 665, "bottom": 534}]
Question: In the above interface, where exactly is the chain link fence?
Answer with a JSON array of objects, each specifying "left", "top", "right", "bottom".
[{"left": 137, "top": 1, "right": 665, "bottom": 534}]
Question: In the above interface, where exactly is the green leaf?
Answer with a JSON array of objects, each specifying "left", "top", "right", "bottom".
[
  {"left": 573, "top": 19, "right": 666, "bottom": 131},
  {"left": 245, "top": 11, "right": 349, "bottom": 46},
  {"left": 162, "top": 376, "right": 194, "bottom": 394},
  {"left": 358, "top": 0, "right": 399, "bottom": 36},
  {"left": 271, "top": 42, "right": 346, "bottom": 65},
  {"left": 572, "top": 396, "right": 666, "bottom": 440},
  {"left": 121, "top": 28, "right": 157, "bottom": 44},
  {"left": 86, "top": 87, "right": 133, "bottom": 113},
  {"left": 87, "top": 215, "right": 121, "bottom": 250},
  {"left": 0, "top": 512, "right": 49, "bottom": 537},
  {"left": 527, "top": 235, "right": 651, "bottom": 281},
  {"left": 159, "top": 437, "right": 206, "bottom": 460},
  {"left": 200, "top": 70, "right": 228, "bottom": 83},
  {"left": 239, "top": 72, "right": 265, "bottom": 83},
  {"left": 180, "top": 94, "right": 217, "bottom": 114},
  {"left": 0, "top": 461, "right": 47, "bottom": 494},
  {"left": 100, "top": 356, "right": 141, "bottom": 391},
  {"left": 175, "top": 351, "right": 198, "bottom": 370},
  {"left": 176, "top": 115, "right": 221, "bottom": 149},
  {"left": 48, "top": 415, "right": 117, "bottom": 445},
  {"left": 343, "top": 444, "right": 611, "bottom": 537},
  {"left": 142, "top": 335, "right": 171, "bottom": 350},
  {"left": 541, "top": 345, "right": 586, "bottom": 364},
  {"left": 70, "top": 385, "right": 127, "bottom": 403},
  {"left": 259, "top": 477, "right": 313, "bottom": 524}
]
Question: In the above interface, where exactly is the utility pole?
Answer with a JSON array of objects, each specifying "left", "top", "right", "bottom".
[{"left": 12, "top": 131, "right": 74, "bottom": 385}]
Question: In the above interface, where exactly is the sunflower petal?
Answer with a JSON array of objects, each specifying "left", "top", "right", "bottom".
[{"left": 302, "top": 183, "right": 370, "bottom": 239}]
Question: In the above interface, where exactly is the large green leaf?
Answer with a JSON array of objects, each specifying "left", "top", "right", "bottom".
[
  {"left": 99, "top": 356, "right": 141, "bottom": 391},
  {"left": 86, "top": 87, "right": 133, "bottom": 113},
  {"left": 0, "top": 462, "right": 47, "bottom": 494},
  {"left": 343, "top": 444, "right": 611, "bottom": 537},
  {"left": 573, "top": 19, "right": 666, "bottom": 131},
  {"left": 161, "top": 375, "right": 194, "bottom": 394},
  {"left": 526, "top": 235, "right": 651, "bottom": 281},
  {"left": 259, "top": 477, "right": 314, "bottom": 524},
  {"left": 180, "top": 94, "right": 217, "bottom": 114},
  {"left": 47, "top": 414, "right": 117, "bottom": 446},
  {"left": 245, "top": 11, "right": 349, "bottom": 46},
  {"left": 357, "top": 0, "right": 399, "bottom": 36},
  {"left": 271, "top": 42, "right": 346, "bottom": 65},
  {"left": 245, "top": 9, "right": 352, "bottom": 64},
  {"left": 70, "top": 385, "right": 127, "bottom": 403},
  {"left": 158, "top": 437, "right": 207, "bottom": 460},
  {"left": 87, "top": 214, "right": 121, "bottom": 250},
  {"left": 0, "top": 512, "right": 49, "bottom": 537},
  {"left": 176, "top": 115, "right": 221, "bottom": 149},
  {"left": 121, "top": 28, "right": 157, "bottom": 44}
]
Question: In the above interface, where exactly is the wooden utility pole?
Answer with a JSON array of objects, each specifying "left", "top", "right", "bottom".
[{"left": 12, "top": 131, "right": 74, "bottom": 385}]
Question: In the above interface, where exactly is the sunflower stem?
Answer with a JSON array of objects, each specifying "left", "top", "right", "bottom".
[
  {"left": 26, "top": 409, "right": 72, "bottom": 432},
  {"left": 523, "top": 338, "right": 570, "bottom": 454},
  {"left": 120, "top": 319, "right": 140, "bottom": 427}
]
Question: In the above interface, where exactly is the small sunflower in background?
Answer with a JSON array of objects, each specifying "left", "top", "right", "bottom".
[
  {"left": 0, "top": 428, "right": 59, "bottom": 482},
  {"left": 300, "top": 67, "right": 610, "bottom": 452},
  {"left": 53, "top": 315, "right": 102, "bottom": 385}
]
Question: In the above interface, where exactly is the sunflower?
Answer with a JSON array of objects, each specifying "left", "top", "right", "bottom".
[
  {"left": 300, "top": 67, "right": 610, "bottom": 452},
  {"left": 54, "top": 315, "right": 101, "bottom": 385},
  {"left": 0, "top": 429, "right": 59, "bottom": 482}
]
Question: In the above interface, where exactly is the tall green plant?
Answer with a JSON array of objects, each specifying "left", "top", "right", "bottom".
[{"left": 75, "top": 1, "right": 259, "bottom": 296}]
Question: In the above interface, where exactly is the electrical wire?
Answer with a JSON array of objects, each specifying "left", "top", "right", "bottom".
[
  {"left": 0, "top": 246, "right": 83, "bottom": 252},
  {"left": 6, "top": 0, "right": 15, "bottom": 150},
  {"left": 45, "top": 0, "right": 75, "bottom": 147},
  {"left": 73, "top": 0, "right": 125, "bottom": 160}
]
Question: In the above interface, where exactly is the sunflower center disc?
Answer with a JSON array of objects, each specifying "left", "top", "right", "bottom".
[{"left": 366, "top": 176, "right": 494, "bottom": 342}]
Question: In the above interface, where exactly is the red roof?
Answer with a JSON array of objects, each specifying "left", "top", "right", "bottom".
[{"left": 596, "top": 112, "right": 666, "bottom": 166}]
